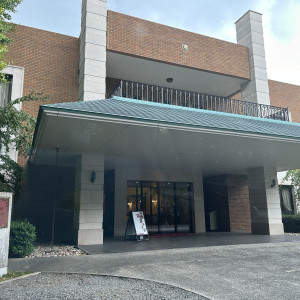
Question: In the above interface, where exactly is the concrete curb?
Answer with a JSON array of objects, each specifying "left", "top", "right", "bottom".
[{"left": 0, "top": 272, "right": 40, "bottom": 285}]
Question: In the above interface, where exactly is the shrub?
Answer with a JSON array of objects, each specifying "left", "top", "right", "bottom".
[
  {"left": 9, "top": 219, "right": 36, "bottom": 258},
  {"left": 282, "top": 214, "right": 300, "bottom": 233}
]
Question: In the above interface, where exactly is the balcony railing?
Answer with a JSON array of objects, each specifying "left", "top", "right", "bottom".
[{"left": 110, "top": 80, "right": 289, "bottom": 121}]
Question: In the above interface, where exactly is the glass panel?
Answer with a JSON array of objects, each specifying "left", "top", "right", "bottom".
[
  {"left": 142, "top": 182, "right": 158, "bottom": 233},
  {"left": 176, "top": 183, "right": 191, "bottom": 232},
  {"left": 127, "top": 181, "right": 141, "bottom": 216},
  {"left": 280, "top": 186, "right": 294, "bottom": 215},
  {"left": 127, "top": 180, "right": 192, "bottom": 234},
  {"left": 0, "top": 77, "right": 12, "bottom": 107},
  {"left": 159, "top": 182, "right": 175, "bottom": 232}
]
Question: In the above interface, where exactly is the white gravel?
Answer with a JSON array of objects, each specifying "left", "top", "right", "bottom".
[
  {"left": 0, "top": 273, "right": 206, "bottom": 299},
  {"left": 25, "top": 245, "right": 86, "bottom": 258}
]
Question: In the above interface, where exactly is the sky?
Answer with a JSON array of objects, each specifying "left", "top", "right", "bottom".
[{"left": 10, "top": 0, "right": 300, "bottom": 86}]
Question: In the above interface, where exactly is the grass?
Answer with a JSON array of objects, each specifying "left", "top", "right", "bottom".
[{"left": 0, "top": 271, "right": 32, "bottom": 282}]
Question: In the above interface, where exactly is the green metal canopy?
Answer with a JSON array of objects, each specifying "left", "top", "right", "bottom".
[{"left": 41, "top": 96, "right": 300, "bottom": 141}]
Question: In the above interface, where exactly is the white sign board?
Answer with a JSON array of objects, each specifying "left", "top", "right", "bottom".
[{"left": 132, "top": 211, "right": 148, "bottom": 235}]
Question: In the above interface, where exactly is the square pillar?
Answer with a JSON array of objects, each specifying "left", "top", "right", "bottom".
[
  {"left": 247, "top": 166, "right": 284, "bottom": 235},
  {"left": 193, "top": 179, "right": 206, "bottom": 233},
  {"left": 74, "top": 153, "right": 104, "bottom": 245},
  {"left": 235, "top": 10, "right": 270, "bottom": 105},
  {"left": 79, "top": 0, "right": 107, "bottom": 101}
]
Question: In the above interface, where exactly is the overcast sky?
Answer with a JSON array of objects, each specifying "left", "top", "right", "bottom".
[{"left": 10, "top": 0, "right": 300, "bottom": 85}]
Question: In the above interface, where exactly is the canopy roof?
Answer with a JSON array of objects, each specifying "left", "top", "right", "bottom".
[
  {"left": 31, "top": 97, "right": 300, "bottom": 176},
  {"left": 42, "top": 97, "right": 299, "bottom": 140}
]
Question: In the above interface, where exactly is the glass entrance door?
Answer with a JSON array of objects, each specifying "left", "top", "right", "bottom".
[
  {"left": 176, "top": 183, "right": 191, "bottom": 232},
  {"left": 159, "top": 182, "right": 175, "bottom": 233},
  {"left": 127, "top": 181, "right": 192, "bottom": 233},
  {"left": 143, "top": 182, "right": 159, "bottom": 233}
]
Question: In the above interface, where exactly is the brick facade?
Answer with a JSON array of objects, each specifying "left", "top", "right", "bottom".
[
  {"left": 8, "top": 25, "right": 79, "bottom": 119},
  {"left": 204, "top": 175, "right": 251, "bottom": 233},
  {"left": 269, "top": 80, "right": 300, "bottom": 123},
  {"left": 7, "top": 25, "right": 79, "bottom": 165},
  {"left": 107, "top": 11, "right": 250, "bottom": 80},
  {"left": 227, "top": 175, "right": 251, "bottom": 233}
]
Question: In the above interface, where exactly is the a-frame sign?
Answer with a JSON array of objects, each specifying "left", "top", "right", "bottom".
[{"left": 124, "top": 211, "right": 149, "bottom": 241}]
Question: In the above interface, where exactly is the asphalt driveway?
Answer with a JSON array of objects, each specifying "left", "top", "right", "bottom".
[{"left": 7, "top": 241, "right": 300, "bottom": 299}]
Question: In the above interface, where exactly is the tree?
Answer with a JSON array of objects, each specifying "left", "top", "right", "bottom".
[
  {"left": 284, "top": 169, "right": 300, "bottom": 212},
  {"left": 0, "top": 92, "right": 47, "bottom": 194},
  {"left": 0, "top": 0, "right": 47, "bottom": 194},
  {"left": 0, "top": 0, "right": 22, "bottom": 81}
]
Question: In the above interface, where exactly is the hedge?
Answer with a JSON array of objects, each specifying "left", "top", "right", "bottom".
[
  {"left": 9, "top": 219, "right": 36, "bottom": 258},
  {"left": 282, "top": 214, "right": 300, "bottom": 233}
]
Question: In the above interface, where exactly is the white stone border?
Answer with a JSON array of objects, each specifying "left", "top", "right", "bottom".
[
  {"left": 0, "top": 192, "right": 13, "bottom": 277},
  {"left": 1, "top": 65, "right": 25, "bottom": 162}
]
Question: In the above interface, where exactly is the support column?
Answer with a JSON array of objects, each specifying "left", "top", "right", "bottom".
[
  {"left": 79, "top": 0, "right": 107, "bottom": 101},
  {"left": 247, "top": 166, "right": 284, "bottom": 235},
  {"left": 74, "top": 153, "right": 104, "bottom": 245},
  {"left": 236, "top": 10, "right": 270, "bottom": 105},
  {"left": 193, "top": 179, "right": 206, "bottom": 233}
]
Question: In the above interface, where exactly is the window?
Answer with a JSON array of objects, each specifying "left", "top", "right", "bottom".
[
  {"left": 0, "top": 75, "right": 13, "bottom": 107},
  {"left": 280, "top": 185, "right": 295, "bottom": 215}
]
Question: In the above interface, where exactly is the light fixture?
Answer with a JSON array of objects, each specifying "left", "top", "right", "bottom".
[
  {"left": 91, "top": 171, "right": 96, "bottom": 183},
  {"left": 271, "top": 179, "right": 276, "bottom": 188},
  {"left": 166, "top": 77, "right": 173, "bottom": 83}
]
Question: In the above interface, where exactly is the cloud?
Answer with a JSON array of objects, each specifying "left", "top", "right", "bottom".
[{"left": 253, "top": 0, "right": 300, "bottom": 85}]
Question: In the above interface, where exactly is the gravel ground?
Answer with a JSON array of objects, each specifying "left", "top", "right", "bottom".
[
  {"left": 25, "top": 245, "right": 86, "bottom": 258},
  {"left": 0, "top": 273, "right": 206, "bottom": 300}
]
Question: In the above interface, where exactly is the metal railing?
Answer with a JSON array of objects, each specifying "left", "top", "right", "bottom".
[{"left": 110, "top": 80, "right": 289, "bottom": 121}]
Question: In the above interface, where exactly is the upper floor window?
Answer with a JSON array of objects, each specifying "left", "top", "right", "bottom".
[{"left": 0, "top": 75, "right": 13, "bottom": 107}]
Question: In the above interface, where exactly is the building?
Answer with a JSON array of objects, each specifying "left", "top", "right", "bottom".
[{"left": 2, "top": 0, "right": 300, "bottom": 245}]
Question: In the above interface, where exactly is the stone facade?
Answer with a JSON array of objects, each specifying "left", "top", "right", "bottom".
[
  {"left": 236, "top": 11, "right": 270, "bottom": 105},
  {"left": 79, "top": 0, "right": 107, "bottom": 101},
  {"left": 0, "top": 193, "right": 12, "bottom": 277}
]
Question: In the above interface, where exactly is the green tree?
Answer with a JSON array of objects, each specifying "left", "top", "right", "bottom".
[
  {"left": 0, "top": 0, "right": 22, "bottom": 81},
  {"left": 284, "top": 169, "right": 300, "bottom": 212},
  {"left": 0, "top": 92, "right": 47, "bottom": 194},
  {"left": 0, "top": 0, "right": 47, "bottom": 194}
]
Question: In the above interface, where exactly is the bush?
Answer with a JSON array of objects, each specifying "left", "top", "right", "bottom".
[
  {"left": 9, "top": 219, "right": 36, "bottom": 258},
  {"left": 282, "top": 214, "right": 300, "bottom": 233}
]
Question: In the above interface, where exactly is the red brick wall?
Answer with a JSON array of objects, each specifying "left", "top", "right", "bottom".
[
  {"left": 7, "top": 25, "right": 79, "bottom": 165},
  {"left": 107, "top": 11, "right": 250, "bottom": 80},
  {"left": 7, "top": 25, "right": 79, "bottom": 118},
  {"left": 227, "top": 175, "right": 251, "bottom": 233},
  {"left": 269, "top": 80, "right": 300, "bottom": 123},
  {"left": 204, "top": 175, "right": 251, "bottom": 233}
]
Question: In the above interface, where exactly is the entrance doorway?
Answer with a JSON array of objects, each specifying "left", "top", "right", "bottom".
[{"left": 127, "top": 181, "right": 193, "bottom": 233}]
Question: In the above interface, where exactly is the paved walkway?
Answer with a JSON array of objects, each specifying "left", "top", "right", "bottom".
[
  {"left": 79, "top": 232, "right": 300, "bottom": 254},
  {"left": 8, "top": 237, "right": 300, "bottom": 299}
]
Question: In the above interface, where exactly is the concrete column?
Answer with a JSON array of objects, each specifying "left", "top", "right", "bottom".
[
  {"left": 79, "top": 0, "right": 107, "bottom": 101},
  {"left": 74, "top": 153, "right": 104, "bottom": 245},
  {"left": 113, "top": 169, "right": 128, "bottom": 237},
  {"left": 247, "top": 166, "right": 284, "bottom": 235},
  {"left": 193, "top": 179, "right": 206, "bottom": 233},
  {"left": 236, "top": 10, "right": 270, "bottom": 105}
]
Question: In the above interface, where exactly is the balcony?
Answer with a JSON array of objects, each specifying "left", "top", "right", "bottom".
[{"left": 110, "top": 80, "right": 289, "bottom": 121}]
